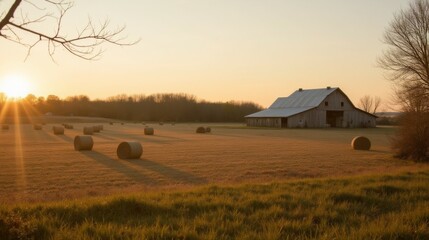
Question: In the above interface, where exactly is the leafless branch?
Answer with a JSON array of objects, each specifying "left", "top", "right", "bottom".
[
  {"left": 0, "top": 0, "right": 139, "bottom": 60},
  {"left": 378, "top": 0, "right": 429, "bottom": 112}
]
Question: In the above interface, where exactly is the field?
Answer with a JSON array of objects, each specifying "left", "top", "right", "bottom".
[
  {"left": 0, "top": 119, "right": 427, "bottom": 203},
  {"left": 1, "top": 119, "right": 429, "bottom": 239},
  {"left": 1, "top": 170, "right": 429, "bottom": 239}
]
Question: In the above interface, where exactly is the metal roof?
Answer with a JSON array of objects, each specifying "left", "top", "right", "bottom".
[
  {"left": 269, "top": 87, "right": 338, "bottom": 108},
  {"left": 245, "top": 107, "right": 314, "bottom": 118},
  {"left": 245, "top": 87, "right": 338, "bottom": 118}
]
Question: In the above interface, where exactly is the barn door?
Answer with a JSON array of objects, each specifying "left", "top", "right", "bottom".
[
  {"left": 326, "top": 111, "right": 344, "bottom": 127},
  {"left": 281, "top": 118, "right": 288, "bottom": 128}
]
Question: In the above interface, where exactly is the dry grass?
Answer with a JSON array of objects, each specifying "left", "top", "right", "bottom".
[{"left": 0, "top": 122, "right": 426, "bottom": 203}]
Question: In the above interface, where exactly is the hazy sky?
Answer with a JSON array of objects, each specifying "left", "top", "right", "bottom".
[{"left": 0, "top": 0, "right": 412, "bottom": 108}]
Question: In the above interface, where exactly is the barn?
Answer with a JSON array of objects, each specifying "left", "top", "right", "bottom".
[{"left": 245, "top": 87, "right": 377, "bottom": 128}]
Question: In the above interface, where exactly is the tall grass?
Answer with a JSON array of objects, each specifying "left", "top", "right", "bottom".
[{"left": 1, "top": 171, "right": 429, "bottom": 239}]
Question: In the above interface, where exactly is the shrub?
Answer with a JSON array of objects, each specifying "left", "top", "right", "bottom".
[{"left": 392, "top": 112, "right": 429, "bottom": 161}]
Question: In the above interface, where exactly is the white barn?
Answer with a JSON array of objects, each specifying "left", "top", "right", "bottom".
[{"left": 245, "top": 87, "right": 377, "bottom": 128}]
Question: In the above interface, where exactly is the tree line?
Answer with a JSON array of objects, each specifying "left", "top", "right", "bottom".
[{"left": 0, "top": 93, "right": 262, "bottom": 122}]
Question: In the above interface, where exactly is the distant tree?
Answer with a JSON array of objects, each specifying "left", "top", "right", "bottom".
[
  {"left": 24, "top": 94, "right": 37, "bottom": 105},
  {"left": 46, "top": 95, "right": 60, "bottom": 103},
  {"left": 0, "top": 0, "right": 138, "bottom": 60},
  {"left": 358, "top": 95, "right": 382, "bottom": 114},
  {"left": 36, "top": 96, "right": 45, "bottom": 104},
  {"left": 378, "top": 0, "right": 429, "bottom": 161}
]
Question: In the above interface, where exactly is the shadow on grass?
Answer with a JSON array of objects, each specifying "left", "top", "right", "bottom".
[
  {"left": 91, "top": 133, "right": 120, "bottom": 141},
  {"left": 149, "top": 134, "right": 187, "bottom": 142},
  {"left": 129, "top": 136, "right": 173, "bottom": 145},
  {"left": 42, "top": 197, "right": 175, "bottom": 227},
  {"left": 80, "top": 151, "right": 156, "bottom": 185},
  {"left": 53, "top": 134, "right": 73, "bottom": 142},
  {"left": 33, "top": 129, "right": 58, "bottom": 141},
  {"left": 128, "top": 159, "right": 207, "bottom": 185}
]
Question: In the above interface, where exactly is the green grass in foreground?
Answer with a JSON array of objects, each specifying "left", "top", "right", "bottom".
[{"left": 1, "top": 172, "right": 429, "bottom": 240}]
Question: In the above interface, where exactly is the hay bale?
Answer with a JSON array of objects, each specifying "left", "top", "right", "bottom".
[
  {"left": 351, "top": 136, "right": 371, "bottom": 150},
  {"left": 93, "top": 125, "right": 101, "bottom": 133},
  {"left": 53, "top": 126, "right": 64, "bottom": 135},
  {"left": 83, "top": 126, "right": 93, "bottom": 135},
  {"left": 109, "top": 122, "right": 114, "bottom": 125},
  {"left": 159, "top": 122, "right": 164, "bottom": 126},
  {"left": 1, "top": 124, "right": 9, "bottom": 130},
  {"left": 205, "top": 127, "right": 211, "bottom": 133},
  {"left": 99, "top": 125, "right": 104, "bottom": 130},
  {"left": 64, "top": 124, "right": 74, "bottom": 129},
  {"left": 74, "top": 135, "right": 94, "bottom": 151},
  {"left": 196, "top": 126, "right": 206, "bottom": 133},
  {"left": 33, "top": 124, "right": 42, "bottom": 130},
  {"left": 117, "top": 141, "right": 143, "bottom": 159},
  {"left": 144, "top": 127, "right": 154, "bottom": 135}
]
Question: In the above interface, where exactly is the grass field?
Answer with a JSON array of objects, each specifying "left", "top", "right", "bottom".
[
  {"left": 1, "top": 171, "right": 428, "bottom": 239},
  {"left": 1, "top": 119, "right": 429, "bottom": 239},
  {"left": 0, "top": 120, "right": 427, "bottom": 203}
]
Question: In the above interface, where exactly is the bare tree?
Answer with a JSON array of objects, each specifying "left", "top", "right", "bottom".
[
  {"left": 378, "top": 0, "right": 429, "bottom": 110},
  {"left": 378, "top": 0, "right": 429, "bottom": 161},
  {"left": 359, "top": 95, "right": 373, "bottom": 113},
  {"left": 373, "top": 96, "right": 382, "bottom": 114},
  {"left": 358, "top": 95, "right": 381, "bottom": 114},
  {"left": 0, "top": 0, "right": 138, "bottom": 60}
]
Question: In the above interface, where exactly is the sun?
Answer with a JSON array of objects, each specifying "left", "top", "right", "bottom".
[{"left": 0, "top": 74, "right": 31, "bottom": 99}]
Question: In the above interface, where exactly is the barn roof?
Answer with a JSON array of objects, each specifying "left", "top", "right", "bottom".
[
  {"left": 245, "top": 87, "right": 369, "bottom": 118},
  {"left": 269, "top": 87, "right": 338, "bottom": 109},
  {"left": 244, "top": 107, "right": 314, "bottom": 118}
]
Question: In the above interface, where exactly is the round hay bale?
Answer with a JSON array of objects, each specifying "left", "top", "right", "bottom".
[
  {"left": 99, "top": 125, "right": 104, "bottom": 131},
  {"left": 109, "top": 122, "right": 114, "bottom": 125},
  {"left": 351, "top": 136, "right": 371, "bottom": 150},
  {"left": 65, "top": 124, "right": 74, "bottom": 129},
  {"left": 196, "top": 126, "right": 206, "bottom": 133},
  {"left": 92, "top": 125, "right": 101, "bottom": 133},
  {"left": 74, "top": 135, "right": 94, "bottom": 151},
  {"left": 144, "top": 127, "right": 154, "bottom": 135},
  {"left": 83, "top": 126, "right": 93, "bottom": 135},
  {"left": 117, "top": 142, "right": 143, "bottom": 159},
  {"left": 1, "top": 124, "right": 9, "bottom": 130},
  {"left": 53, "top": 126, "right": 64, "bottom": 135},
  {"left": 205, "top": 127, "right": 211, "bottom": 133},
  {"left": 33, "top": 124, "right": 42, "bottom": 130}
]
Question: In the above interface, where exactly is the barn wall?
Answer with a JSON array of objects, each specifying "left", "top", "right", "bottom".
[
  {"left": 344, "top": 110, "right": 376, "bottom": 128},
  {"left": 246, "top": 117, "right": 281, "bottom": 127},
  {"left": 319, "top": 90, "right": 355, "bottom": 111},
  {"left": 288, "top": 109, "right": 325, "bottom": 128}
]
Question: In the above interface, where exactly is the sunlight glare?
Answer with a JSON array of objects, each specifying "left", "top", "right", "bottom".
[{"left": 0, "top": 74, "right": 31, "bottom": 99}]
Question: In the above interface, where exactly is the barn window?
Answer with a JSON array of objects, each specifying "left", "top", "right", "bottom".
[
  {"left": 341, "top": 102, "right": 344, "bottom": 107},
  {"left": 325, "top": 101, "right": 328, "bottom": 106}
]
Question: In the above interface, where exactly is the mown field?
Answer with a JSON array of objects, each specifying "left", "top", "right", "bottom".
[
  {"left": 0, "top": 120, "right": 427, "bottom": 203},
  {"left": 1, "top": 119, "right": 429, "bottom": 239},
  {"left": 1, "top": 171, "right": 428, "bottom": 239}
]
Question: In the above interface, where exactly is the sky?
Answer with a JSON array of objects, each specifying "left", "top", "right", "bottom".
[{"left": 0, "top": 0, "right": 413, "bottom": 109}]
